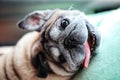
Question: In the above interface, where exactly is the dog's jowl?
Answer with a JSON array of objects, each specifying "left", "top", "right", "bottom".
[{"left": 0, "top": 9, "right": 101, "bottom": 80}]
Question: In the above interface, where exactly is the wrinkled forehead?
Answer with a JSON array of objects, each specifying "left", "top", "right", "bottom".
[
  {"left": 60, "top": 10, "right": 84, "bottom": 17},
  {"left": 58, "top": 10, "right": 85, "bottom": 21}
]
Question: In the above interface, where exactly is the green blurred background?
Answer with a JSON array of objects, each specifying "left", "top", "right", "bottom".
[{"left": 0, "top": 0, "right": 120, "bottom": 45}]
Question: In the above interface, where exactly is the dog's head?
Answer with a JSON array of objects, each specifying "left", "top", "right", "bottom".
[{"left": 18, "top": 9, "right": 101, "bottom": 76}]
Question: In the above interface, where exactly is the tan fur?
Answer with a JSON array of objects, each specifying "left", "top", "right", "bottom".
[{"left": 0, "top": 31, "right": 71, "bottom": 80}]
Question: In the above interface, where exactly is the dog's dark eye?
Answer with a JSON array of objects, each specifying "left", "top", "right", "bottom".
[{"left": 61, "top": 19, "right": 69, "bottom": 29}]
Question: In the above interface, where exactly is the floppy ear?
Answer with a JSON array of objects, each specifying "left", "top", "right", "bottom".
[
  {"left": 31, "top": 51, "right": 51, "bottom": 78},
  {"left": 85, "top": 20, "right": 101, "bottom": 54},
  {"left": 17, "top": 10, "right": 53, "bottom": 31}
]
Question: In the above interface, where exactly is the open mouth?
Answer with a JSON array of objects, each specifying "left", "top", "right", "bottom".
[{"left": 84, "top": 33, "right": 96, "bottom": 68}]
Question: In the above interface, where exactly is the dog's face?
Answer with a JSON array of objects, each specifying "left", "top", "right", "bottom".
[{"left": 18, "top": 9, "right": 101, "bottom": 75}]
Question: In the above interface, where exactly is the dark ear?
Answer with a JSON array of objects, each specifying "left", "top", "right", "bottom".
[
  {"left": 85, "top": 20, "right": 101, "bottom": 54},
  {"left": 17, "top": 10, "right": 53, "bottom": 31},
  {"left": 31, "top": 51, "right": 51, "bottom": 78}
]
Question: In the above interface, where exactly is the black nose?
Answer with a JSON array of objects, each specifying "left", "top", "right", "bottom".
[
  {"left": 58, "top": 54, "right": 66, "bottom": 64},
  {"left": 64, "top": 36, "right": 79, "bottom": 48}
]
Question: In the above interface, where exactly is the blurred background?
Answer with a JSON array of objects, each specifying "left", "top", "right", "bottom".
[{"left": 0, "top": 0, "right": 120, "bottom": 46}]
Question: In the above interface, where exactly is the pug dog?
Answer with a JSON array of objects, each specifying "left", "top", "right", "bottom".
[{"left": 0, "top": 9, "right": 101, "bottom": 80}]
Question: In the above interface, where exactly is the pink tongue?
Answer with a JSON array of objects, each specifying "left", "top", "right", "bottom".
[{"left": 84, "top": 41, "right": 91, "bottom": 68}]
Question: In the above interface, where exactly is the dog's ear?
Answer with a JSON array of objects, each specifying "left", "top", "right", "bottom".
[
  {"left": 17, "top": 10, "right": 53, "bottom": 31},
  {"left": 85, "top": 19, "right": 101, "bottom": 54},
  {"left": 31, "top": 51, "right": 51, "bottom": 78}
]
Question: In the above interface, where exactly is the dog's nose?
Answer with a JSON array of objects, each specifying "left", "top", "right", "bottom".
[
  {"left": 64, "top": 36, "right": 79, "bottom": 48},
  {"left": 58, "top": 54, "right": 66, "bottom": 64}
]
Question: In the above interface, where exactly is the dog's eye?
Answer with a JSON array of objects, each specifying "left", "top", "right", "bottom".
[{"left": 61, "top": 19, "right": 69, "bottom": 29}]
